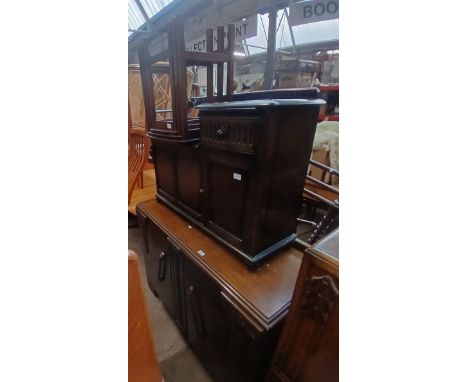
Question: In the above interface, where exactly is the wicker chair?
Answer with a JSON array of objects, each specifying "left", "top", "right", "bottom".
[{"left": 128, "top": 127, "right": 150, "bottom": 206}]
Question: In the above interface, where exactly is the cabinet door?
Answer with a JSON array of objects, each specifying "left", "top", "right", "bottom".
[
  {"left": 182, "top": 255, "right": 278, "bottom": 382},
  {"left": 176, "top": 147, "right": 203, "bottom": 220},
  {"left": 153, "top": 144, "right": 177, "bottom": 203},
  {"left": 183, "top": 256, "right": 224, "bottom": 350},
  {"left": 204, "top": 152, "right": 253, "bottom": 249},
  {"left": 166, "top": 239, "right": 187, "bottom": 334},
  {"left": 183, "top": 256, "right": 239, "bottom": 382},
  {"left": 141, "top": 217, "right": 175, "bottom": 318}
]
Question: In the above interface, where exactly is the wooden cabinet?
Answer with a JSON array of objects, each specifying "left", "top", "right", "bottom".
[
  {"left": 267, "top": 229, "right": 339, "bottom": 382},
  {"left": 149, "top": 98, "right": 325, "bottom": 267},
  {"left": 136, "top": 199, "right": 303, "bottom": 382}
]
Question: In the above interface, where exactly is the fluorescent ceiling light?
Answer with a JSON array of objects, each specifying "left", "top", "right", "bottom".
[{"left": 234, "top": 52, "right": 246, "bottom": 56}]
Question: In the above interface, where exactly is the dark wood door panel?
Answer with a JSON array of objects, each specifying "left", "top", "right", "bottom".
[
  {"left": 142, "top": 219, "right": 175, "bottom": 318},
  {"left": 154, "top": 147, "right": 177, "bottom": 202},
  {"left": 183, "top": 256, "right": 236, "bottom": 381},
  {"left": 183, "top": 255, "right": 279, "bottom": 382},
  {"left": 207, "top": 161, "right": 248, "bottom": 238},
  {"left": 176, "top": 148, "right": 203, "bottom": 219}
]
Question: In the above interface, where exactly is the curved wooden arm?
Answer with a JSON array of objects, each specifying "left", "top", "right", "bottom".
[{"left": 128, "top": 250, "right": 163, "bottom": 382}]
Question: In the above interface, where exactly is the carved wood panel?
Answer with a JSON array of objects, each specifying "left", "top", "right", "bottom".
[
  {"left": 201, "top": 116, "right": 258, "bottom": 154},
  {"left": 268, "top": 258, "right": 339, "bottom": 382},
  {"left": 301, "top": 275, "right": 338, "bottom": 324}
]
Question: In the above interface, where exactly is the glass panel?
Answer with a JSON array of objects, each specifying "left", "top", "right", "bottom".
[
  {"left": 128, "top": 0, "right": 146, "bottom": 30},
  {"left": 128, "top": 0, "right": 174, "bottom": 36},
  {"left": 243, "top": 14, "right": 269, "bottom": 55},
  {"left": 276, "top": 9, "right": 293, "bottom": 50},
  {"left": 148, "top": 31, "right": 168, "bottom": 57},
  {"left": 291, "top": 19, "right": 339, "bottom": 46}
]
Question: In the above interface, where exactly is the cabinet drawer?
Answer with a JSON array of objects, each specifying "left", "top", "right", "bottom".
[{"left": 200, "top": 116, "right": 259, "bottom": 155}]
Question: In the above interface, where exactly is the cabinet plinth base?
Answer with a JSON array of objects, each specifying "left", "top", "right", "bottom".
[{"left": 156, "top": 192, "right": 296, "bottom": 268}]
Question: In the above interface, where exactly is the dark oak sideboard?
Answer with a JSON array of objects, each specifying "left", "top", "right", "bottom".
[
  {"left": 149, "top": 98, "right": 325, "bottom": 267},
  {"left": 136, "top": 199, "right": 304, "bottom": 382},
  {"left": 267, "top": 229, "right": 339, "bottom": 382}
]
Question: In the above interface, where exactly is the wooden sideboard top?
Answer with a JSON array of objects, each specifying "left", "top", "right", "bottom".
[
  {"left": 137, "top": 199, "right": 303, "bottom": 333},
  {"left": 306, "top": 229, "right": 339, "bottom": 278}
]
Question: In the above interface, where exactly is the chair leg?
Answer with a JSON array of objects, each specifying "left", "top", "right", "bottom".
[{"left": 308, "top": 206, "right": 338, "bottom": 244}]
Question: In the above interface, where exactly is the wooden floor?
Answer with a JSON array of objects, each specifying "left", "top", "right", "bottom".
[{"left": 129, "top": 164, "right": 157, "bottom": 215}]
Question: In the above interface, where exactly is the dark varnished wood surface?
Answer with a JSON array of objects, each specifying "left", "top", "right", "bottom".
[
  {"left": 267, "top": 230, "right": 339, "bottom": 382},
  {"left": 137, "top": 198, "right": 303, "bottom": 333}
]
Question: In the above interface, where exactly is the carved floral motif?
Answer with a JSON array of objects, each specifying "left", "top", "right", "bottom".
[{"left": 301, "top": 275, "right": 338, "bottom": 324}]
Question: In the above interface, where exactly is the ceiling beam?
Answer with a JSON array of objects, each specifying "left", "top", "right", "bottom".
[
  {"left": 134, "top": 0, "right": 152, "bottom": 32},
  {"left": 128, "top": 0, "right": 290, "bottom": 53},
  {"left": 128, "top": 0, "right": 211, "bottom": 51},
  {"left": 263, "top": 6, "right": 278, "bottom": 89},
  {"left": 235, "top": 39, "right": 339, "bottom": 65}
]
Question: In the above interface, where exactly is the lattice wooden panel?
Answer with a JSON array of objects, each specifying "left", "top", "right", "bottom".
[{"left": 129, "top": 64, "right": 195, "bottom": 127}]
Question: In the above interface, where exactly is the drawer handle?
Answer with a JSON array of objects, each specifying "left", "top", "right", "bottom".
[
  {"left": 158, "top": 251, "right": 167, "bottom": 281},
  {"left": 216, "top": 125, "right": 229, "bottom": 138}
]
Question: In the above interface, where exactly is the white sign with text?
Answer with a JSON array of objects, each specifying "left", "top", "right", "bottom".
[
  {"left": 289, "top": 0, "right": 339, "bottom": 26},
  {"left": 185, "top": 14, "right": 257, "bottom": 52}
]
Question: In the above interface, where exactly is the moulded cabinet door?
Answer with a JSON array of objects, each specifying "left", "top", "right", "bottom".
[
  {"left": 183, "top": 256, "right": 222, "bottom": 347},
  {"left": 205, "top": 158, "right": 251, "bottom": 248},
  {"left": 183, "top": 253, "right": 280, "bottom": 382},
  {"left": 183, "top": 256, "right": 242, "bottom": 382},
  {"left": 166, "top": 241, "right": 187, "bottom": 335},
  {"left": 143, "top": 219, "right": 175, "bottom": 318}
]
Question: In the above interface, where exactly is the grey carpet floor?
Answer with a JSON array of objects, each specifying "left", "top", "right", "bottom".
[{"left": 128, "top": 227, "right": 214, "bottom": 382}]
